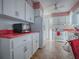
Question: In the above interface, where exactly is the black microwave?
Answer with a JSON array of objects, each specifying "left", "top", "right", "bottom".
[{"left": 13, "top": 23, "right": 31, "bottom": 33}]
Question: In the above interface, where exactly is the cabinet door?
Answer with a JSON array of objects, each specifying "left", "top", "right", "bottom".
[
  {"left": 25, "top": 42, "right": 32, "bottom": 59},
  {"left": 13, "top": 45, "right": 25, "bottom": 59},
  {"left": 28, "top": 5, "right": 32, "bottom": 22},
  {"left": 0, "top": 0, "right": 2, "bottom": 14},
  {"left": 32, "top": 33, "right": 39, "bottom": 54},
  {"left": 32, "top": 34, "right": 38, "bottom": 54},
  {"left": 26, "top": 2, "right": 34, "bottom": 23},
  {"left": 30, "top": 7, "right": 34, "bottom": 23},
  {"left": 26, "top": 2, "right": 30, "bottom": 22},
  {"left": 25, "top": 35, "right": 32, "bottom": 59},
  {"left": 35, "top": 33, "right": 39, "bottom": 49},
  {"left": 15, "top": 0, "right": 25, "bottom": 20},
  {"left": 3, "top": 0, "right": 15, "bottom": 17},
  {"left": 33, "top": 39, "right": 37, "bottom": 54}
]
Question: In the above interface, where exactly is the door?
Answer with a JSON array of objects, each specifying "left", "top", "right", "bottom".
[
  {"left": 0, "top": 0, "right": 2, "bottom": 14},
  {"left": 15, "top": 0, "right": 25, "bottom": 20},
  {"left": 3, "top": 0, "right": 15, "bottom": 17},
  {"left": 13, "top": 45, "right": 25, "bottom": 59}
]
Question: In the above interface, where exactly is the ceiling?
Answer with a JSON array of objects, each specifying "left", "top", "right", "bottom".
[{"left": 33, "top": 0, "right": 79, "bottom": 16}]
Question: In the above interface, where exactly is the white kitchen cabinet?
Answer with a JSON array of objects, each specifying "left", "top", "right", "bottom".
[
  {"left": 34, "top": 9, "right": 40, "bottom": 17},
  {"left": 32, "top": 33, "right": 39, "bottom": 54},
  {"left": 33, "top": 39, "right": 38, "bottom": 54},
  {"left": 0, "top": 0, "right": 26, "bottom": 21},
  {"left": 34, "top": 8, "right": 43, "bottom": 17},
  {"left": 13, "top": 45, "right": 25, "bottom": 59},
  {"left": 26, "top": 2, "right": 30, "bottom": 22},
  {"left": 0, "top": 0, "right": 2, "bottom": 14},
  {"left": 0, "top": 35, "right": 26, "bottom": 59},
  {"left": 24, "top": 34, "right": 33, "bottom": 59},
  {"left": 3, "top": 0, "right": 15, "bottom": 17},
  {"left": 30, "top": 7, "right": 34, "bottom": 23},
  {"left": 26, "top": 2, "right": 34, "bottom": 23},
  {"left": 15, "top": 0, "right": 25, "bottom": 20},
  {"left": 0, "top": 33, "right": 39, "bottom": 59}
]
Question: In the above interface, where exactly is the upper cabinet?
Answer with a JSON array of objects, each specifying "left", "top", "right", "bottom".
[
  {"left": 0, "top": 0, "right": 2, "bottom": 14},
  {"left": 30, "top": 7, "right": 34, "bottom": 23},
  {"left": 0, "top": 0, "right": 35, "bottom": 22},
  {"left": 26, "top": 2, "right": 34, "bottom": 23},
  {"left": 34, "top": 9, "right": 43, "bottom": 17},
  {"left": 1, "top": 0, "right": 26, "bottom": 21},
  {"left": 26, "top": 2, "right": 30, "bottom": 22},
  {"left": 3, "top": 0, "right": 15, "bottom": 17},
  {"left": 15, "top": 0, "right": 25, "bottom": 20},
  {"left": 34, "top": 9, "right": 40, "bottom": 17}
]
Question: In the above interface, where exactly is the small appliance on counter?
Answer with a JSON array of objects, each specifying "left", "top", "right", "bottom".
[{"left": 13, "top": 23, "right": 31, "bottom": 33}]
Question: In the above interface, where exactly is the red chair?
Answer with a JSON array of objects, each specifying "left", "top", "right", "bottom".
[{"left": 68, "top": 39, "right": 79, "bottom": 59}]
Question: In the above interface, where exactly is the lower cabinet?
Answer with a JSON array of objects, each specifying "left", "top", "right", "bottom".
[
  {"left": 13, "top": 45, "right": 25, "bottom": 59},
  {"left": 32, "top": 33, "right": 39, "bottom": 54},
  {"left": 24, "top": 34, "right": 33, "bottom": 59},
  {"left": 0, "top": 33, "right": 39, "bottom": 59}
]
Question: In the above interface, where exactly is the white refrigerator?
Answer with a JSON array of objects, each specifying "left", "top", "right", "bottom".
[{"left": 31, "top": 16, "right": 43, "bottom": 48}]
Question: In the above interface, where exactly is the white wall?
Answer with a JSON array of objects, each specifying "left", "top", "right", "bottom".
[
  {"left": 48, "top": 16, "right": 53, "bottom": 40},
  {"left": 43, "top": 16, "right": 49, "bottom": 40},
  {"left": 43, "top": 16, "right": 53, "bottom": 40},
  {"left": 0, "top": 17, "right": 26, "bottom": 30},
  {"left": 70, "top": 8, "right": 79, "bottom": 26},
  {"left": 52, "top": 16, "right": 70, "bottom": 25}
]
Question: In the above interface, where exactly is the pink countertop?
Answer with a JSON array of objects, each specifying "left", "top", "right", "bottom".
[{"left": 0, "top": 30, "right": 33, "bottom": 39}]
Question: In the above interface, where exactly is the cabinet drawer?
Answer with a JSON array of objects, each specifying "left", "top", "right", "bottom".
[{"left": 13, "top": 36, "right": 25, "bottom": 48}]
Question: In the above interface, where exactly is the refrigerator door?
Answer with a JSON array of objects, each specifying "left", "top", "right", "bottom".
[{"left": 31, "top": 17, "right": 43, "bottom": 48}]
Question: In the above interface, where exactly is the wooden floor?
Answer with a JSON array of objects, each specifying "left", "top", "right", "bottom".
[{"left": 31, "top": 40, "right": 75, "bottom": 59}]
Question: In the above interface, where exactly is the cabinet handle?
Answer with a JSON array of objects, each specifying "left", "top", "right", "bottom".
[
  {"left": 24, "top": 46, "right": 27, "bottom": 53},
  {"left": 23, "top": 40, "right": 26, "bottom": 41}
]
